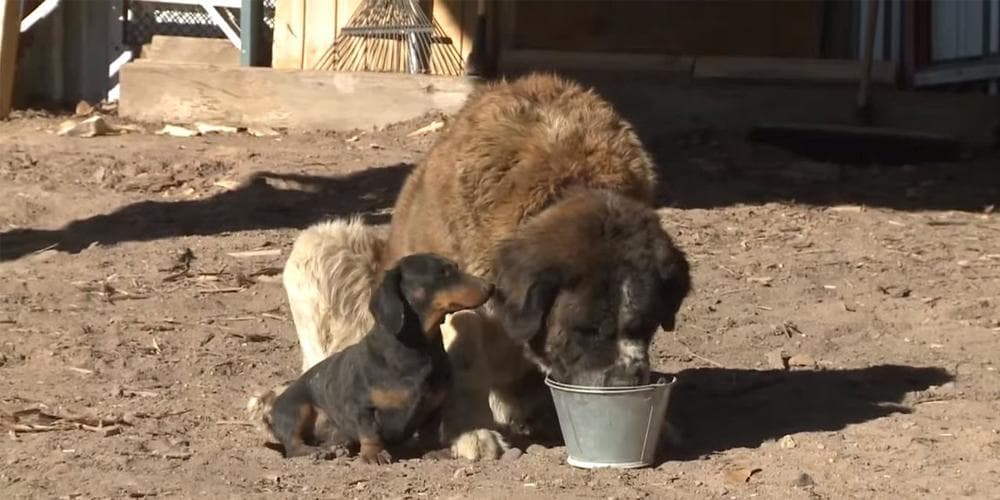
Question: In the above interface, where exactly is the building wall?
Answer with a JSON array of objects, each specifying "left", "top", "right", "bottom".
[
  {"left": 505, "top": 0, "right": 830, "bottom": 58},
  {"left": 16, "top": 1, "right": 121, "bottom": 107}
]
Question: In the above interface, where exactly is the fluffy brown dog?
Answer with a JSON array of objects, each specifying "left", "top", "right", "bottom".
[{"left": 255, "top": 73, "right": 691, "bottom": 460}]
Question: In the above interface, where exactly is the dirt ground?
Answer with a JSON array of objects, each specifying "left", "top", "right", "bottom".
[{"left": 1, "top": 109, "right": 999, "bottom": 500}]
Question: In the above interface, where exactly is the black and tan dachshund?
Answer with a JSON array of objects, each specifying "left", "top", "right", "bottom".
[{"left": 267, "top": 253, "right": 494, "bottom": 464}]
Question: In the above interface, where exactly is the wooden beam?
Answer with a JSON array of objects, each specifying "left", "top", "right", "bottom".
[
  {"left": 271, "top": 0, "right": 305, "bottom": 69},
  {"left": 119, "top": 61, "right": 474, "bottom": 130},
  {"left": 302, "top": 0, "right": 336, "bottom": 70},
  {"left": 499, "top": 49, "right": 694, "bottom": 79},
  {"left": 240, "top": 0, "right": 265, "bottom": 66},
  {"left": 693, "top": 56, "right": 898, "bottom": 87},
  {"left": 0, "top": 0, "right": 19, "bottom": 118}
]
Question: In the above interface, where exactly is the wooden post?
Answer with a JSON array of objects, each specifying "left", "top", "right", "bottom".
[
  {"left": 465, "top": 0, "right": 488, "bottom": 77},
  {"left": 0, "top": 0, "right": 20, "bottom": 118},
  {"left": 240, "top": 0, "right": 264, "bottom": 66},
  {"left": 856, "top": 0, "right": 880, "bottom": 124}
]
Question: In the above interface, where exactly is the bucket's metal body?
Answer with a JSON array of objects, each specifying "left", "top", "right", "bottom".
[{"left": 545, "top": 373, "right": 676, "bottom": 469}]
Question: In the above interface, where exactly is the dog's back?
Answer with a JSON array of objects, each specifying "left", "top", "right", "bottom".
[{"left": 384, "top": 73, "right": 658, "bottom": 276}]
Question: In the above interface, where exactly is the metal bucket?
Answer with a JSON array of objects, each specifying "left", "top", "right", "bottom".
[{"left": 545, "top": 372, "right": 676, "bottom": 469}]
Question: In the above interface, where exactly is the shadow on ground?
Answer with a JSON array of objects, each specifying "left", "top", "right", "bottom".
[
  {"left": 659, "top": 364, "right": 953, "bottom": 462},
  {"left": 0, "top": 164, "right": 414, "bottom": 262},
  {"left": 645, "top": 130, "right": 1000, "bottom": 213},
  {"left": 572, "top": 76, "right": 1000, "bottom": 213}
]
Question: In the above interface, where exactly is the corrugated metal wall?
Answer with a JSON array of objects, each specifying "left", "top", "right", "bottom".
[
  {"left": 856, "top": 0, "right": 902, "bottom": 63},
  {"left": 856, "top": 0, "right": 999, "bottom": 62},
  {"left": 930, "top": 0, "right": 991, "bottom": 61}
]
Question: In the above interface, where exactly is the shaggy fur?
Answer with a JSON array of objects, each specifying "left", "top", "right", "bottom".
[
  {"left": 259, "top": 73, "right": 692, "bottom": 460},
  {"left": 380, "top": 73, "right": 691, "bottom": 455},
  {"left": 382, "top": 73, "right": 658, "bottom": 279},
  {"left": 283, "top": 217, "right": 386, "bottom": 372}
]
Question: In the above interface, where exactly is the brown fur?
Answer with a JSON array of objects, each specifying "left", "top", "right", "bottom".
[
  {"left": 379, "top": 73, "right": 690, "bottom": 454},
  {"left": 384, "top": 72, "right": 657, "bottom": 279},
  {"left": 370, "top": 388, "right": 412, "bottom": 410},
  {"left": 262, "top": 73, "right": 691, "bottom": 460}
]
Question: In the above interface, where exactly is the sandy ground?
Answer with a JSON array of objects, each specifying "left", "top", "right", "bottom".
[{"left": 1, "top": 110, "right": 999, "bottom": 500}]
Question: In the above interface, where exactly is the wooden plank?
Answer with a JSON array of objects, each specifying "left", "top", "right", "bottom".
[
  {"left": 333, "top": 0, "right": 362, "bottom": 70},
  {"left": 511, "top": 1, "right": 824, "bottom": 58},
  {"left": 303, "top": 0, "right": 336, "bottom": 70},
  {"left": 430, "top": 0, "right": 466, "bottom": 75},
  {"left": 499, "top": 49, "right": 694, "bottom": 80},
  {"left": 1, "top": 0, "right": 20, "bottom": 118},
  {"left": 497, "top": 0, "right": 516, "bottom": 51},
  {"left": 693, "top": 56, "right": 898, "bottom": 87},
  {"left": 119, "top": 61, "right": 475, "bottom": 130},
  {"left": 434, "top": 0, "right": 464, "bottom": 57},
  {"left": 142, "top": 35, "right": 240, "bottom": 66},
  {"left": 336, "top": 0, "right": 360, "bottom": 36},
  {"left": 271, "top": 0, "right": 305, "bottom": 69},
  {"left": 460, "top": 0, "right": 477, "bottom": 65}
]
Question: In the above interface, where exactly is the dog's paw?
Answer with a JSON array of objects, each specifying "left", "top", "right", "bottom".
[
  {"left": 310, "top": 444, "right": 350, "bottom": 461},
  {"left": 450, "top": 429, "right": 510, "bottom": 461},
  {"left": 421, "top": 448, "right": 454, "bottom": 461},
  {"left": 359, "top": 448, "right": 393, "bottom": 465}
]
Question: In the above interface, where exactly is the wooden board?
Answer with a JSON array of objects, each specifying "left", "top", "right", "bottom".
[
  {"left": 141, "top": 35, "right": 240, "bottom": 66},
  {"left": 694, "top": 56, "right": 898, "bottom": 87},
  {"left": 303, "top": 0, "right": 337, "bottom": 69},
  {"left": 0, "top": 0, "right": 20, "bottom": 118},
  {"left": 499, "top": 49, "right": 693, "bottom": 80},
  {"left": 119, "top": 61, "right": 474, "bottom": 130},
  {"left": 430, "top": 0, "right": 469, "bottom": 73},
  {"left": 509, "top": 0, "right": 824, "bottom": 58},
  {"left": 271, "top": 0, "right": 305, "bottom": 69}
]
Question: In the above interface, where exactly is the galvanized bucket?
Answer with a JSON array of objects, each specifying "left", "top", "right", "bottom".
[{"left": 545, "top": 372, "right": 676, "bottom": 469}]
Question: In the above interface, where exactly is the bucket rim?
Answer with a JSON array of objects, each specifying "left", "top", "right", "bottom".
[{"left": 544, "top": 371, "right": 677, "bottom": 394}]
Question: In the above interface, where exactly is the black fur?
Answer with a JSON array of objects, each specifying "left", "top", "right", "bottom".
[{"left": 268, "top": 253, "right": 493, "bottom": 463}]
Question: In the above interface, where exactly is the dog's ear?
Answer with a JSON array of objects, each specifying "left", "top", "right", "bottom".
[
  {"left": 655, "top": 240, "right": 691, "bottom": 332},
  {"left": 370, "top": 266, "right": 406, "bottom": 336},
  {"left": 494, "top": 238, "right": 563, "bottom": 343}
]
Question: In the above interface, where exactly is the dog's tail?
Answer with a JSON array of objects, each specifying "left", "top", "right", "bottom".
[{"left": 283, "top": 216, "right": 388, "bottom": 372}]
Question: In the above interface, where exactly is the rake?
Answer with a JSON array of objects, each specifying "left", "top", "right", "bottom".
[{"left": 315, "top": 0, "right": 465, "bottom": 76}]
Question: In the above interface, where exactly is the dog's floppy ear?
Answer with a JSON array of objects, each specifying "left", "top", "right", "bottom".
[
  {"left": 370, "top": 266, "right": 406, "bottom": 336},
  {"left": 655, "top": 240, "right": 691, "bottom": 332},
  {"left": 494, "top": 238, "right": 563, "bottom": 343}
]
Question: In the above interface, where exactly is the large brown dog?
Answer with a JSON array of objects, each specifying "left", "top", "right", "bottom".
[{"left": 257, "top": 73, "right": 691, "bottom": 460}]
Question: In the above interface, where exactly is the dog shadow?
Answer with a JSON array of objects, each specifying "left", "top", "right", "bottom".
[
  {"left": 656, "top": 364, "right": 952, "bottom": 462},
  {"left": 0, "top": 164, "right": 413, "bottom": 262}
]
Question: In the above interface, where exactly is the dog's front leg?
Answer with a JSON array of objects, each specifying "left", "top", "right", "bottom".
[
  {"left": 416, "top": 409, "right": 451, "bottom": 459},
  {"left": 356, "top": 410, "right": 393, "bottom": 465},
  {"left": 439, "top": 311, "right": 511, "bottom": 461},
  {"left": 438, "top": 367, "right": 510, "bottom": 460}
]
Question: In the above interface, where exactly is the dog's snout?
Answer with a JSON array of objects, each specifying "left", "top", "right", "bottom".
[{"left": 605, "top": 364, "right": 650, "bottom": 387}]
